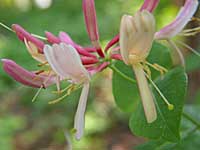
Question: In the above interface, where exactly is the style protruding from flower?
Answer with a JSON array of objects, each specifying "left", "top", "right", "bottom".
[
  {"left": 44, "top": 43, "right": 90, "bottom": 140},
  {"left": 120, "top": 10, "right": 157, "bottom": 123}
]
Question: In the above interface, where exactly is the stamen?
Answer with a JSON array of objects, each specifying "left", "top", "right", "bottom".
[
  {"left": 176, "top": 41, "right": 200, "bottom": 57},
  {"left": 31, "top": 33, "right": 47, "bottom": 41},
  {"left": 145, "top": 73, "right": 174, "bottom": 111},
  {"left": 145, "top": 61, "right": 168, "bottom": 76},
  {"left": 37, "top": 62, "right": 48, "bottom": 67},
  {"left": 49, "top": 84, "right": 81, "bottom": 104},
  {"left": 52, "top": 84, "right": 72, "bottom": 94},
  {"left": 179, "top": 27, "right": 200, "bottom": 36},
  {"left": 181, "top": 27, "right": 200, "bottom": 33},
  {"left": 35, "top": 70, "right": 45, "bottom": 75},
  {"left": 31, "top": 85, "right": 43, "bottom": 102},
  {"left": 142, "top": 62, "right": 152, "bottom": 79},
  {"left": 48, "top": 92, "right": 70, "bottom": 104},
  {"left": 0, "top": 22, "right": 14, "bottom": 32},
  {"left": 167, "top": 39, "right": 185, "bottom": 67},
  {"left": 191, "top": 17, "right": 200, "bottom": 22}
]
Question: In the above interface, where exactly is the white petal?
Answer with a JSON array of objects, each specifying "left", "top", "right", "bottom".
[
  {"left": 132, "top": 64, "right": 157, "bottom": 123},
  {"left": 74, "top": 82, "right": 90, "bottom": 140},
  {"left": 44, "top": 43, "right": 90, "bottom": 83}
]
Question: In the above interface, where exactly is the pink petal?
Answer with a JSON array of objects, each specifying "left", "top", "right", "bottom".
[
  {"left": 83, "top": 0, "right": 99, "bottom": 43},
  {"left": 111, "top": 54, "right": 122, "bottom": 60},
  {"left": 58, "top": 32, "right": 97, "bottom": 58},
  {"left": 12, "top": 24, "right": 45, "bottom": 54},
  {"left": 155, "top": 0, "right": 199, "bottom": 40},
  {"left": 81, "top": 56, "right": 99, "bottom": 65},
  {"left": 2, "top": 59, "right": 55, "bottom": 88},
  {"left": 83, "top": 0, "right": 105, "bottom": 57},
  {"left": 89, "top": 62, "right": 110, "bottom": 75},
  {"left": 83, "top": 47, "right": 96, "bottom": 52},
  {"left": 45, "top": 31, "right": 61, "bottom": 44},
  {"left": 105, "top": 34, "right": 119, "bottom": 51},
  {"left": 44, "top": 43, "right": 90, "bottom": 83},
  {"left": 140, "top": 0, "right": 160, "bottom": 12},
  {"left": 59, "top": 32, "right": 75, "bottom": 45}
]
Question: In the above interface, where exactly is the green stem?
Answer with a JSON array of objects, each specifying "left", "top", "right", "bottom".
[
  {"left": 109, "top": 65, "right": 136, "bottom": 83},
  {"left": 182, "top": 112, "right": 200, "bottom": 128}
]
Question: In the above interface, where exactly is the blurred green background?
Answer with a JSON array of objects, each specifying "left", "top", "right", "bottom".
[{"left": 0, "top": 0, "right": 200, "bottom": 149}]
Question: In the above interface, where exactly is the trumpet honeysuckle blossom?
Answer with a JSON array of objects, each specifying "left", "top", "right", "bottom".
[
  {"left": 44, "top": 43, "right": 90, "bottom": 140},
  {"left": 104, "top": 0, "right": 160, "bottom": 54},
  {"left": 120, "top": 10, "right": 157, "bottom": 123}
]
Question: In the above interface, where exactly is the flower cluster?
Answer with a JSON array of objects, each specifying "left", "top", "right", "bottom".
[{"left": 1, "top": 0, "right": 199, "bottom": 140}]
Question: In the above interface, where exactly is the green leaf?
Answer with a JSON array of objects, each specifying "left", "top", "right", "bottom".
[
  {"left": 112, "top": 61, "right": 139, "bottom": 112},
  {"left": 112, "top": 42, "right": 172, "bottom": 112},
  {"left": 148, "top": 42, "right": 172, "bottom": 69},
  {"left": 135, "top": 105, "right": 200, "bottom": 150},
  {"left": 129, "top": 67, "right": 187, "bottom": 142},
  {"left": 186, "top": 53, "right": 200, "bottom": 72}
]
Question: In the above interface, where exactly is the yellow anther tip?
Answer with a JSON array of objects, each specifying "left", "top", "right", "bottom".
[
  {"left": 70, "top": 128, "right": 77, "bottom": 134},
  {"left": 168, "top": 104, "right": 174, "bottom": 111}
]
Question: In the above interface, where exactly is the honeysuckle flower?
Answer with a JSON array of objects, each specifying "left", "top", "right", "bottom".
[
  {"left": 105, "top": 0, "right": 160, "bottom": 55},
  {"left": 155, "top": 0, "right": 199, "bottom": 66},
  {"left": 44, "top": 43, "right": 90, "bottom": 140},
  {"left": 120, "top": 10, "right": 157, "bottom": 123},
  {"left": 155, "top": 0, "right": 198, "bottom": 40},
  {"left": 1, "top": 59, "right": 56, "bottom": 88}
]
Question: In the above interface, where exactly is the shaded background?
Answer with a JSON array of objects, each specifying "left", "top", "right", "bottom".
[{"left": 0, "top": 0, "right": 200, "bottom": 149}]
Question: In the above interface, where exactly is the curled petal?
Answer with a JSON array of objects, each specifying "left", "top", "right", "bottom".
[
  {"left": 82, "top": 47, "right": 96, "bottom": 52},
  {"left": 105, "top": 34, "right": 119, "bottom": 51},
  {"left": 2, "top": 59, "right": 55, "bottom": 88},
  {"left": 140, "top": 0, "right": 160, "bottom": 12},
  {"left": 58, "top": 32, "right": 97, "bottom": 58},
  {"left": 59, "top": 32, "right": 75, "bottom": 45},
  {"left": 83, "top": 0, "right": 99, "bottom": 43},
  {"left": 44, "top": 43, "right": 90, "bottom": 83},
  {"left": 45, "top": 31, "right": 61, "bottom": 44},
  {"left": 81, "top": 57, "right": 99, "bottom": 65},
  {"left": 111, "top": 54, "right": 122, "bottom": 60},
  {"left": 89, "top": 62, "right": 110, "bottom": 75},
  {"left": 74, "top": 82, "right": 90, "bottom": 140},
  {"left": 155, "top": 0, "right": 199, "bottom": 40},
  {"left": 12, "top": 24, "right": 45, "bottom": 53}
]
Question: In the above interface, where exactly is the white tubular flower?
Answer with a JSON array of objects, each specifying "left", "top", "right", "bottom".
[
  {"left": 120, "top": 10, "right": 156, "bottom": 65},
  {"left": 120, "top": 10, "right": 157, "bottom": 123},
  {"left": 44, "top": 43, "right": 90, "bottom": 140}
]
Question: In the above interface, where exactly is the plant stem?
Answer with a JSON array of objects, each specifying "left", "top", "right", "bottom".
[
  {"left": 109, "top": 65, "right": 136, "bottom": 83},
  {"left": 182, "top": 112, "right": 200, "bottom": 128}
]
